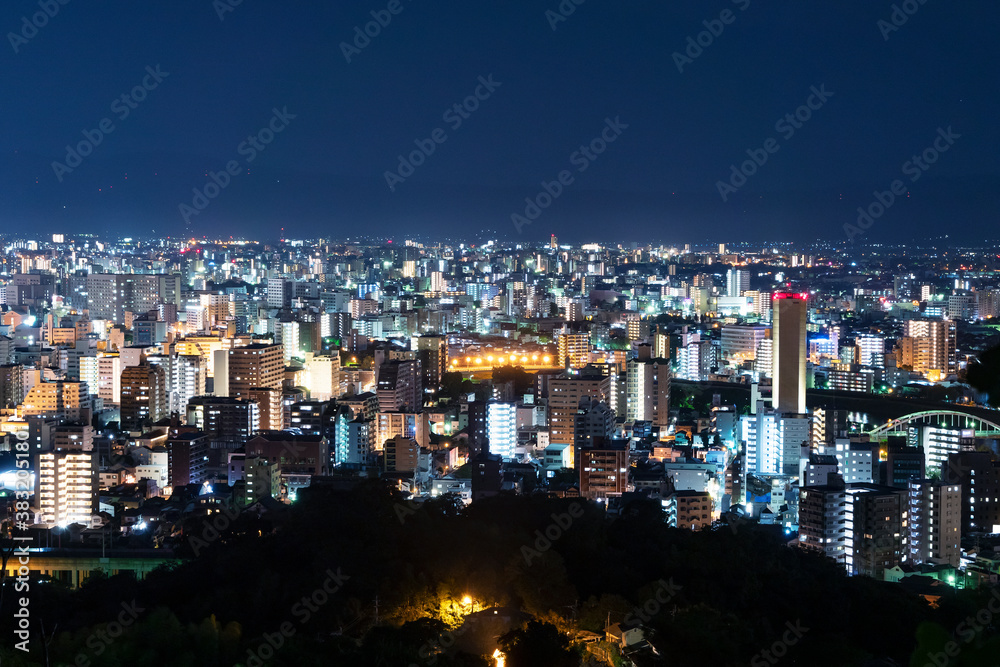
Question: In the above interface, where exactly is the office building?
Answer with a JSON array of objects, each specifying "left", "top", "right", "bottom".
[{"left": 772, "top": 293, "right": 807, "bottom": 414}]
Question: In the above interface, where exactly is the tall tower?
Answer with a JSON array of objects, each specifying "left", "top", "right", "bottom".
[{"left": 772, "top": 293, "right": 807, "bottom": 415}]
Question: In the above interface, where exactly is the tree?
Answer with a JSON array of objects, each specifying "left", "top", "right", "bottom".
[
  {"left": 491, "top": 365, "right": 533, "bottom": 395},
  {"left": 498, "top": 621, "right": 578, "bottom": 667},
  {"left": 967, "top": 344, "right": 1000, "bottom": 407}
]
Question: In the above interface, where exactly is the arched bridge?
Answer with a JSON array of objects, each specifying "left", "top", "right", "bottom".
[{"left": 867, "top": 410, "right": 1000, "bottom": 439}]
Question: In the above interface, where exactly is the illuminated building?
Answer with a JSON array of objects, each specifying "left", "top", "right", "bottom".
[
  {"left": 664, "top": 491, "right": 713, "bottom": 530},
  {"left": 625, "top": 357, "right": 671, "bottom": 431},
  {"left": 36, "top": 449, "right": 97, "bottom": 526},
  {"left": 120, "top": 364, "right": 167, "bottom": 431},
  {"left": 487, "top": 402, "right": 517, "bottom": 461},
  {"left": 548, "top": 371, "right": 609, "bottom": 468},
  {"left": 907, "top": 479, "right": 961, "bottom": 567},
  {"left": 22, "top": 380, "right": 93, "bottom": 422},
  {"left": 557, "top": 332, "right": 590, "bottom": 369},
  {"left": 384, "top": 435, "right": 420, "bottom": 473},
  {"left": 228, "top": 343, "right": 283, "bottom": 431},
  {"left": 772, "top": 293, "right": 807, "bottom": 415},
  {"left": 897, "top": 318, "right": 956, "bottom": 380},
  {"left": 944, "top": 451, "right": 1000, "bottom": 535}
]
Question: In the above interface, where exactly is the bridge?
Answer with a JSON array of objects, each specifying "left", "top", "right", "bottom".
[{"left": 866, "top": 410, "right": 1000, "bottom": 440}]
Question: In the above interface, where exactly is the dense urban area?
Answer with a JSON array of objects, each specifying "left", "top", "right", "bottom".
[{"left": 2, "top": 234, "right": 1000, "bottom": 666}]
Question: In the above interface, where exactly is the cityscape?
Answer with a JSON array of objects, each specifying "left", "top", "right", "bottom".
[{"left": 3, "top": 1, "right": 1000, "bottom": 667}]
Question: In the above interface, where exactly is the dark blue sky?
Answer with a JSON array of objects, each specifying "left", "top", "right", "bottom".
[{"left": 3, "top": 0, "right": 998, "bottom": 243}]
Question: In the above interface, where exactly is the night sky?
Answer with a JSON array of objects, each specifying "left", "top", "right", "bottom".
[{"left": 3, "top": 0, "right": 998, "bottom": 243}]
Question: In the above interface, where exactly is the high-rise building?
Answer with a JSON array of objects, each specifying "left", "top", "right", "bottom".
[
  {"left": 416, "top": 334, "right": 448, "bottom": 391},
  {"left": 0, "top": 364, "right": 24, "bottom": 408},
  {"left": 186, "top": 396, "right": 260, "bottom": 440},
  {"left": 855, "top": 335, "right": 885, "bottom": 367},
  {"left": 897, "top": 318, "right": 957, "bottom": 380},
  {"left": 883, "top": 442, "right": 925, "bottom": 488},
  {"left": 907, "top": 479, "right": 962, "bottom": 567},
  {"left": 625, "top": 358, "right": 671, "bottom": 430},
  {"left": 487, "top": 401, "right": 517, "bottom": 461},
  {"left": 848, "top": 485, "right": 907, "bottom": 579},
  {"left": 574, "top": 396, "right": 615, "bottom": 452},
  {"left": 228, "top": 343, "right": 284, "bottom": 431},
  {"left": 579, "top": 439, "right": 628, "bottom": 500},
  {"left": 800, "top": 481, "right": 907, "bottom": 578},
  {"left": 726, "top": 268, "right": 750, "bottom": 297},
  {"left": 384, "top": 435, "right": 420, "bottom": 473},
  {"left": 772, "top": 293, "right": 807, "bottom": 414},
  {"left": 720, "top": 325, "right": 769, "bottom": 364},
  {"left": 548, "top": 371, "right": 610, "bottom": 467},
  {"left": 120, "top": 364, "right": 167, "bottom": 431},
  {"left": 85, "top": 274, "right": 181, "bottom": 324},
  {"left": 22, "top": 380, "right": 93, "bottom": 422},
  {"left": 912, "top": 426, "right": 971, "bottom": 478},
  {"left": 148, "top": 354, "right": 206, "bottom": 418},
  {"left": 166, "top": 432, "right": 210, "bottom": 487},
  {"left": 557, "top": 332, "right": 590, "bottom": 369},
  {"left": 376, "top": 359, "right": 422, "bottom": 413},
  {"left": 266, "top": 277, "right": 294, "bottom": 308},
  {"left": 376, "top": 411, "right": 429, "bottom": 451},
  {"left": 741, "top": 410, "right": 810, "bottom": 479},
  {"left": 944, "top": 451, "right": 1000, "bottom": 535},
  {"left": 36, "top": 449, "right": 97, "bottom": 526}
]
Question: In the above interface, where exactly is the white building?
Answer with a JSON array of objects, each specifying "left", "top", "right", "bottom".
[
  {"left": 487, "top": 402, "right": 517, "bottom": 461},
  {"left": 37, "top": 450, "right": 96, "bottom": 526},
  {"left": 741, "top": 410, "right": 810, "bottom": 479},
  {"left": 819, "top": 440, "right": 874, "bottom": 484}
]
